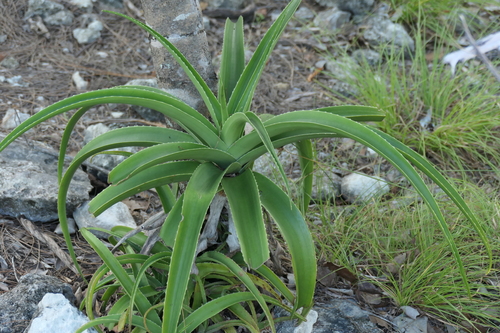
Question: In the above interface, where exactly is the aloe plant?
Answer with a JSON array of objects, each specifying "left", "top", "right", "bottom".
[{"left": 0, "top": 0, "right": 492, "bottom": 332}]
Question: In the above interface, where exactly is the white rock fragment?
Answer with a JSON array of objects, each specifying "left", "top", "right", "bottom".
[
  {"left": 54, "top": 218, "right": 77, "bottom": 235},
  {"left": 68, "top": 0, "right": 93, "bottom": 9},
  {"left": 393, "top": 314, "right": 428, "bottom": 333},
  {"left": 110, "top": 111, "right": 124, "bottom": 118},
  {"left": 73, "top": 201, "right": 137, "bottom": 239},
  {"left": 1, "top": 109, "right": 30, "bottom": 129},
  {"left": 401, "top": 305, "right": 420, "bottom": 320},
  {"left": 443, "top": 30, "right": 500, "bottom": 74},
  {"left": 73, "top": 20, "right": 103, "bottom": 44},
  {"left": 6, "top": 75, "right": 29, "bottom": 87},
  {"left": 294, "top": 309, "right": 318, "bottom": 333},
  {"left": 26, "top": 293, "right": 97, "bottom": 333},
  {"left": 341, "top": 173, "right": 390, "bottom": 204},
  {"left": 95, "top": 51, "right": 108, "bottom": 58},
  {"left": 72, "top": 71, "right": 88, "bottom": 90}
]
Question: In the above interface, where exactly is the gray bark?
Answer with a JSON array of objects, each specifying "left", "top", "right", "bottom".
[{"left": 140, "top": 0, "right": 217, "bottom": 118}]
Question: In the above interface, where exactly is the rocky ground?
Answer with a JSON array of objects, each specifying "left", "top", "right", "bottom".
[{"left": 1, "top": 0, "right": 499, "bottom": 332}]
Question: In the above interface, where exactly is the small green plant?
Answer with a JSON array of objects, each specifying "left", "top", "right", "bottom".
[
  {"left": 324, "top": 26, "right": 500, "bottom": 176},
  {"left": 0, "top": 0, "right": 492, "bottom": 332},
  {"left": 313, "top": 181, "right": 500, "bottom": 329}
]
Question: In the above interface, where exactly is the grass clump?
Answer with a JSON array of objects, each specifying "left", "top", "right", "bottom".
[
  {"left": 324, "top": 25, "right": 500, "bottom": 178},
  {"left": 312, "top": 181, "right": 500, "bottom": 329}
]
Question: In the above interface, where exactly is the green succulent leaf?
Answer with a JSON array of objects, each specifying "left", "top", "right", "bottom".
[
  {"left": 75, "top": 314, "right": 161, "bottom": 333},
  {"left": 199, "top": 251, "right": 276, "bottom": 333},
  {"left": 89, "top": 161, "right": 198, "bottom": 216},
  {"left": 227, "top": 0, "right": 301, "bottom": 114},
  {"left": 220, "top": 17, "right": 245, "bottom": 107},
  {"left": 295, "top": 140, "right": 314, "bottom": 213},
  {"left": 0, "top": 87, "right": 220, "bottom": 149},
  {"left": 162, "top": 163, "right": 226, "bottom": 333},
  {"left": 317, "top": 105, "right": 385, "bottom": 122},
  {"left": 158, "top": 193, "right": 185, "bottom": 247},
  {"left": 58, "top": 106, "right": 91, "bottom": 183},
  {"left": 255, "top": 173, "right": 316, "bottom": 314},
  {"left": 108, "top": 142, "right": 237, "bottom": 183},
  {"left": 222, "top": 169, "right": 269, "bottom": 269}
]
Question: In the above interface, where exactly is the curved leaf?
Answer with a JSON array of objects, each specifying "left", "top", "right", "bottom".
[
  {"left": 254, "top": 172, "right": 316, "bottom": 314},
  {"left": 199, "top": 251, "right": 275, "bottom": 333},
  {"left": 227, "top": 0, "right": 301, "bottom": 114},
  {"left": 177, "top": 292, "right": 257, "bottom": 333},
  {"left": 0, "top": 87, "right": 221, "bottom": 149},
  {"left": 109, "top": 142, "right": 237, "bottom": 183},
  {"left": 81, "top": 229, "right": 162, "bottom": 326},
  {"left": 222, "top": 169, "right": 268, "bottom": 269},
  {"left": 233, "top": 110, "right": 471, "bottom": 293},
  {"left": 158, "top": 193, "right": 185, "bottom": 247},
  {"left": 75, "top": 314, "right": 162, "bottom": 333},
  {"left": 58, "top": 106, "right": 91, "bottom": 183},
  {"left": 162, "top": 163, "right": 226, "bottom": 333},
  {"left": 296, "top": 140, "right": 314, "bottom": 213},
  {"left": 219, "top": 17, "right": 245, "bottom": 107},
  {"left": 317, "top": 105, "right": 385, "bottom": 122},
  {"left": 371, "top": 127, "right": 493, "bottom": 272},
  {"left": 255, "top": 265, "right": 295, "bottom": 303},
  {"left": 105, "top": 11, "right": 223, "bottom": 129},
  {"left": 221, "top": 112, "right": 249, "bottom": 146},
  {"left": 89, "top": 161, "right": 199, "bottom": 215}
]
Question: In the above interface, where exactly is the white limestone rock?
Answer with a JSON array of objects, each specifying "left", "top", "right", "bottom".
[
  {"left": 73, "top": 20, "right": 103, "bottom": 44},
  {"left": 1, "top": 109, "right": 30, "bottom": 129},
  {"left": 341, "top": 173, "right": 390, "bottom": 204},
  {"left": 73, "top": 201, "right": 137, "bottom": 238},
  {"left": 25, "top": 293, "right": 97, "bottom": 333}
]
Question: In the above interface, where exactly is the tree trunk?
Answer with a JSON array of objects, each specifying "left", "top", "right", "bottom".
[{"left": 140, "top": 0, "right": 217, "bottom": 118}]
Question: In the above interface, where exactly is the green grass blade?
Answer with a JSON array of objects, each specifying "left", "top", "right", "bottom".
[
  {"left": 105, "top": 10, "right": 223, "bottom": 129},
  {"left": 254, "top": 172, "right": 316, "bottom": 314},
  {"left": 89, "top": 161, "right": 198, "bottom": 216},
  {"left": 222, "top": 169, "right": 268, "bottom": 269},
  {"left": 162, "top": 163, "right": 225, "bottom": 333},
  {"left": 371, "top": 127, "right": 493, "bottom": 272}
]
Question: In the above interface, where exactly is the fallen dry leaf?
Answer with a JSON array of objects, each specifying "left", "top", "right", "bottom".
[{"left": 322, "top": 261, "right": 358, "bottom": 283}]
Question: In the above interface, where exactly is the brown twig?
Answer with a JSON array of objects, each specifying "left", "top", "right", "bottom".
[
  {"left": 18, "top": 218, "right": 78, "bottom": 274},
  {"left": 459, "top": 15, "right": 500, "bottom": 83}
]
